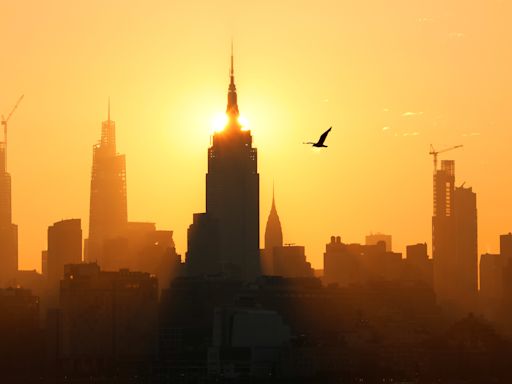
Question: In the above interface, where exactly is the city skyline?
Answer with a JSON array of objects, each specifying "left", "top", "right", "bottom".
[{"left": 2, "top": 1, "right": 512, "bottom": 271}]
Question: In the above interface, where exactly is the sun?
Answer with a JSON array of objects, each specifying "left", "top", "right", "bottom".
[
  {"left": 212, "top": 113, "right": 228, "bottom": 132},
  {"left": 211, "top": 113, "right": 250, "bottom": 132}
]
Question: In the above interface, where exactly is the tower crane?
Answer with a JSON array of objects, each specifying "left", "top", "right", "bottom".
[
  {"left": 429, "top": 144, "right": 463, "bottom": 172},
  {"left": 1, "top": 95, "right": 24, "bottom": 168}
]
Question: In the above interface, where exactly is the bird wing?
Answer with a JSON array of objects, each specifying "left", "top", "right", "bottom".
[{"left": 317, "top": 127, "right": 332, "bottom": 145}]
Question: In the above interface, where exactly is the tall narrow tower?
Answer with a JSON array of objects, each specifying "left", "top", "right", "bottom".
[
  {"left": 432, "top": 159, "right": 477, "bottom": 314},
  {"left": 433, "top": 160, "right": 457, "bottom": 307},
  {"left": 263, "top": 187, "right": 283, "bottom": 275},
  {"left": 86, "top": 101, "right": 127, "bottom": 265},
  {"left": 205, "top": 48, "right": 260, "bottom": 280},
  {"left": 0, "top": 126, "right": 18, "bottom": 284}
]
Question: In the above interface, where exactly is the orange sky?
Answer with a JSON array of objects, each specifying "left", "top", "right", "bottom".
[{"left": 1, "top": 0, "right": 512, "bottom": 271}]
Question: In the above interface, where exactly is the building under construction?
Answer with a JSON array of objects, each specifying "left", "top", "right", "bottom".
[
  {"left": 0, "top": 96, "right": 22, "bottom": 285},
  {"left": 85, "top": 103, "right": 127, "bottom": 266}
]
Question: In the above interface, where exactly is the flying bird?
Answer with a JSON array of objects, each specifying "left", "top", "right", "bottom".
[{"left": 304, "top": 126, "right": 332, "bottom": 148}]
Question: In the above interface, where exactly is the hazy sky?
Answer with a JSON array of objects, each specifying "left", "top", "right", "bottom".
[{"left": 1, "top": 0, "right": 511, "bottom": 271}]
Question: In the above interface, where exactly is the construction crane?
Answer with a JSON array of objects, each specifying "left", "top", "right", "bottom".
[
  {"left": 1, "top": 95, "right": 24, "bottom": 168},
  {"left": 429, "top": 144, "right": 463, "bottom": 172}
]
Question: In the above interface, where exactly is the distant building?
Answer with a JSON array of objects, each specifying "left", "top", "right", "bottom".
[
  {"left": 404, "top": 243, "right": 433, "bottom": 287},
  {"left": 273, "top": 245, "right": 313, "bottom": 278},
  {"left": 204, "top": 51, "right": 260, "bottom": 280},
  {"left": 432, "top": 160, "right": 478, "bottom": 314},
  {"left": 0, "top": 137, "right": 18, "bottom": 285},
  {"left": 479, "top": 253, "right": 504, "bottom": 321},
  {"left": 0, "top": 287, "right": 41, "bottom": 374},
  {"left": 263, "top": 189, "right": 283, "bottom": 275},
  {"left": 500, "top": 233, "right": 512, "bottom": 259},
  {"left": 47, "top": 219, "right": 82, "bottom": 303},
  {"left": 323, "top": 236, "right": 402, "bottom": 286},
  {"left": 186, "top": 213, "right": 221, "bottom": 277},
  {"left": 208, "top": 306, "right": 290, "bottom": 378},
  {"left": 85, "top": 102, "right": 128, "bottom": 265},
  {"left": 453, "top": 186, "right": 478, "bottom": 310},
  {"left": 365, "top": 233, "right": 392, "bottom": 252},
  {"left": 102, "top": 222, "right": 181, "bottom": 288},
  {"left": 58, "top": 263, "right": 158, "bottom": 373}
]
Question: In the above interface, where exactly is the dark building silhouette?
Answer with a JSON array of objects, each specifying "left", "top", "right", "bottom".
[
  {"left": 199, "top": 51, "right": 260, "bottom": 280},
  {"left": 500, "top": 233, "right": 512, "bottom": 258},
  {"left": 262, "top": 188, "right": 283, "bottom": 275},
  {"left": 273, "top": 245, "right": 314, "bottom": 278},
  {"left": 186, "top": 213, "right": 221, "bottom": 276},
  {"left": 453, "top": 185, "right": 478, "bottom": 309},
  {"left": 208, "top": 305, "right": 291, "bottom": 377},
  {"left": 0, "top": 136, "right": 18, "bottom": 285},
  {"left": 56, "top": 263, "right": 158, "bottom": 374},
  {"left": 479, "top": 253, "right": 504, "bottom": 321},
  {"left": 101, "top": 222, "right": 181, "bottom": 288},
  {"left": 0, "top": 287, "right": 42, "bottom": 375},
  {"left": 46, "top": 219, "right": 82, "bottom": 305},
  {"left": 85, "top": 102, "right": 127, "bottom": 265},
  {"left": 323, "top": 236, "right": 402, "bottom": 286},
  {"left": 432, "top": 160, "right": 478, "bottom": 314},
  {"left": 366, "top": 233, "right": 392, "bottom": 252},
  {"left": 432, "top": 160, "right": 456, "bottom": 308},
  {"left": 404, "top": 243, "right": 433, "bottom": 287}
]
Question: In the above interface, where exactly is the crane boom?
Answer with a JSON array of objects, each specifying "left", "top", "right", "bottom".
[
  {"left": 429, "top": 144, "right": 463, "bottom": 172},
  {"left": 1, "top": 95, "right": 24, "bottom": 171}
]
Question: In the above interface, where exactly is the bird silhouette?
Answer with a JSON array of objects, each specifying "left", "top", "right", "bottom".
[{"left": 304, "top": 127, "right": 332, "bottom": 148}]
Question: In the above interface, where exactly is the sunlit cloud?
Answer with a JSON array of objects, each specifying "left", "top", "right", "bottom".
[
  {"left": 403, "top": 132, "right": 420, "bottom": 136},
  {"left": 402, "top": 111, "right": 424, "bottom": 117},
  {"left": 462, "top": 132, "right": 481, "bottom": 137},
  {"left": 382, "top": 108, "right": 391, "bottom": 112},
  {"left": 449, "top": 32, "right": 465, "bottom": 39},
  {"left": 382, "top": 126, "right": 391, "bottom": 131}
]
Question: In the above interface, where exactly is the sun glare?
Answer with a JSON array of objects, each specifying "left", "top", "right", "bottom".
[
  {"left": 238, "top": 115, "right": 249, "bottom": 130},
  {"left": 212, "top": 113, "right": 228, "bottom": 132},
  {"left": 211, "top": 114, "right": 250, "bottom": 132}
]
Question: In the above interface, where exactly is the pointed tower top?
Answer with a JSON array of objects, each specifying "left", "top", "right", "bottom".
[
  {"left": 108, "top": 96, "right": 110, "bottom": 122},
  {"left": 271, "top": 181, "right": 276, "bottom": 211},
  {"left": 226, "top": 42, "right": 240, "bottom": 119}
]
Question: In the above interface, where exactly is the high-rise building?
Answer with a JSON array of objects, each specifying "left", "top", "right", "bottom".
[
  {"left": 0, "top": 132, "right": 18, "bottom": 285},
  {"left": 47, "top": 219, "right": 82, "bottom": 304},
  {"left": 432, "top": 160, "right": 456, "bottom": 307},
  {"left": 204, "top": 50, "right": 260, "bottom": 280},
  {"left": 262, "top": 188, "right": 283, "bottom": 275},
  {"left": 454, "top": 186, "right": 478, "bottom": 309},
  {"left": 86, "top": 102, "right": 127, "bottom": 265},
  {"left": 432, "top": 160, "right": 478, "bottom": 313}
]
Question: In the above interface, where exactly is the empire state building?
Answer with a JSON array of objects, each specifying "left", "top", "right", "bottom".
[{"left": 204, "top": 51, "right": 260, "bottom": 280}]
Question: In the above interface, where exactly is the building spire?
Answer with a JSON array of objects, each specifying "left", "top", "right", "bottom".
[
  {"left": 272, "top": 181, "right": 276, "bottom": 210},
  {"left": 226, "top": 41, "right": 240, "bottom": 119},
  {"left": 108, "top": 96, "right": 110, "bottom": 122}
]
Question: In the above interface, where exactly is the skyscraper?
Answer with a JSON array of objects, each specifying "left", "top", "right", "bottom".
[
  {"left": 453, "top": 185, "right": 478, "bottom": 309},
  {"left": 432, "top": 160, "right": 477, "bottom": 313},
  {"left": 46, "top": 219, "right": 82, "bottom": 305},
  {"left": 204, "top": 49, "right": 260, "bottom": 280},
  {"left": 0, "top": 130, "right": 18, "bottom": 284},
  {"left": 86, "top": 102, "right": 128, "bottom": 265},
  {"left": 262, "top": 188, "right": 283, "bottom": 275}
]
